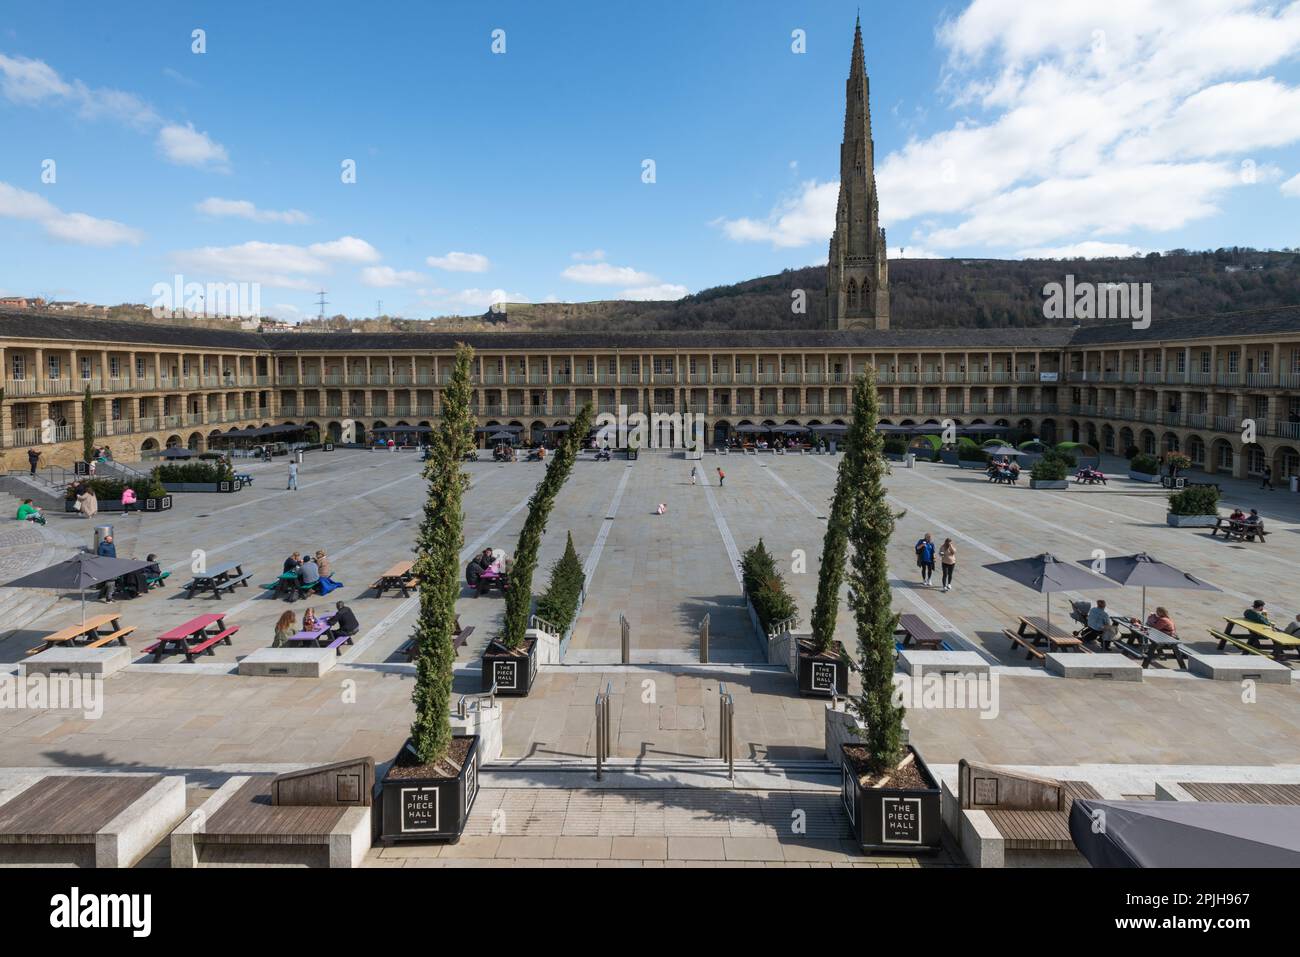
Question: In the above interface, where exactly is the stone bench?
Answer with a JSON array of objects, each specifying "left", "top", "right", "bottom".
[
  {"left": 1184, "top": 651, "right": 1293, "bottom": 684},
  {"left": 20, "top": 646, "right": 131, "bottom": 678},
  {"left": 238, "top": 646, "right": 338, "bottom": 678},
  {"left": 0, "top": 774, "right": 185, "bottom": 867},
  {"left": 898, "top": 650, "right": 990, "bottom": 677},
  {"left": 1045, "top": 652, "right": 1143, "bottom": 681}
]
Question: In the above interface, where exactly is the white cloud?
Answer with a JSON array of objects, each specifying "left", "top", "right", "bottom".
[
  {"left": 0, "top": 53, "right": 231, "bottom": 167},
  {"left": 426, "top": 251, "right": 490, "bottom": 272},
  {"left": 308, "top": 236, "right": 381, "bottom": 263},
  {"left": 158, "top": 122, "right": 229, "bottom": 170},
  {"left": 196, "top": 197, "right": 310, "bottom": 224},
  {"left": 360, "top": 265, "right": 426, "bottom": 287},
  {"left": 1016, "top": 241, "right": 1146, "bottom": 259},
  {"left": 416, "top": 287, "right": 528, "bottom": 311},
  {"left": 1283, "top": 172, "right": 1300, "bottom": 197},
  {"left": 720, "top": 0, "right": 1300, "bottom": 255},
  {"left": 890, "top": 246, "right": 941, "bottom": 259},
  {"left": 620, "top": 284, "right": 689, "bottom": 300},
  {"left": 715, "top": 180, "right": 838, "bottom": 248},
  {"left": 561, "top": 262, "right": 657, "bottom": 285},
  {"left": 0, "top": 181, "right": 142, "bottom": 246},
  {"left": 570, "top": 249, "right": 606, "bottom": 261},
  {"left": 171, "top": 235, "right": 380, "bottom": 290}
]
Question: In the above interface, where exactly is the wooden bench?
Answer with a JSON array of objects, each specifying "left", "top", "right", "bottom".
[
  {"left": 1210, "top": 628, "right": 1272, "bottom": 658},
  {"left": 1003, "top": 629, "right": 1046, "bottom": 661},
  {"left": 146, "top": 571, "right": 170, "bottom": 590},
  {"left": 1178, "top": 782, "right": 1300, "bottom": 805},
  {"left": 896, "top": 613, "right": 946, "bottom": 650},
  {"left": 86, "top": 626, "right": 135, "bottom": 648},
  {"left": 399, "top": 625, "right": 473, "bottom": 661}
]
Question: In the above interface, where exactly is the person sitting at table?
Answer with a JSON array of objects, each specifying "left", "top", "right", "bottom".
[
  {"left": 1244, "top": 599, "right": 1275, "bottom": 628},
  {"left": 299, "top": 551, "right": 321, "bottom": 591},
  {"left": 330, "top": 601, "right": 360, "bottom": 641},
  {"left": 144, "top": 553, "right": 162, "bottom": 580},
  {"left": 283, "top": 551, "right": 302, "bottom": 574},
  {"left": 1285, "top": 614, "right": 1300, "bottom": 637},
  {"left": 302, "top": 607, "right": 321, "bottom": 632},
  {"left": 273, "top": 610, "right": 297, "bottom": 648},
  {"left": 1084, "top": 598, "right": 1118, "bottom": 644},
  {"left": 1145, "top": 606, "right": 1177, "bottom": 636},
  {"left": 1244, "top": 508, "right": 1263, "bottom": 525},
  {"left": 314, "top": 549, "right": 343, "bottom": 594},
  {"left": 1228, "top": 507, "right": 1245, "bottom": 522}
]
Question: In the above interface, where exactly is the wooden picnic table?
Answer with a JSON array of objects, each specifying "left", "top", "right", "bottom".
[
  {"left": 184, "top": 560, "right": 253, "bottom": 599},
  {"left": 1221, "top": 617, "right": 1300, "bottom": 661},
  {"left": 895, "top": 613, "right": 946, "bottom": 650},
  {"left": 1210, "top": 518, "right": 1268, "bottom": 543},
  {"left": 1110, "top": 616, "right": 1188, "bottom": 670},
  {"left": 26, "top": 613, "right": 126, "bottom": 655},
  {"left": 373, "top": 560, "right": 417, "bottom": 598},
  {"left": 1016, "top": 616, "right": 1085, "bottom": 651},
  {"left": 144, "top": 612, "right": 239, "bottom": 663}
]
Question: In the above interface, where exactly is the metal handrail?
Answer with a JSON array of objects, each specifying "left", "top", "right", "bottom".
[
  {"left": 456, "top": 682, "right": 498, "bottom": 719},
  {"left": 699, "top": 612, "right": 710, "bottom": 664},
  {"left": 718, "top": 682, "right": 735, "bottom": 783},
  {"left": 594, "top": 681, "right": 612, "bottom": 780},
  {"left": 528, "top": 614, "right": 560, "bottom": 637}
]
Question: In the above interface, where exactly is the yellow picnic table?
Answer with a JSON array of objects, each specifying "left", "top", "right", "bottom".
[
  {"left": 1221, "top": 618, "right": 1300, "bottom": 661},
  {"left": 373, "top": 560, "right": 418, "bottom": 598},
  {"left": 26, "top": 613, "right": 129, "bottom": 655}
]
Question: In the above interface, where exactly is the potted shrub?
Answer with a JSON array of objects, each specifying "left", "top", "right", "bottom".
[
  {"left": 957, "top": 440, "right": 989, "bottom": 470},
  {"left": 626, "top": 438, "right": 639, "bottom": 461},
  {"left": 483, "top": 403, "right": 595, "bottom": 695},
  {"left": 379, "top": 344, "right": 480, "bottom": 845},
  {"left": 882, "top": 437, "right": 908, "bottom": 462},
  {"left": 65, "top": 477, "right": 171, "bottom": 512},
  {"left": 154, "top": 459, "right": 241, "bottom": 492},
  {"left": 1029, "top": 450, "right": 1070, "bottom": 489},
  {"left": 1167, "top": 484, "right": 1221, "bottom": 527},
  {"left": 1164, "top": 452, "right": 1192, "bottom": 488},
  {"left": 534, "top": 532, "right": 586, "bottom": 653},
  {"left": 839, "top": 373, "right": 941, "bottom": 853},
  {"left": 1128, "top": 452, "right": 1162, "bottom": 483},
  {"left": 741, "top": 540, "right": 817, "bottom": 686}
]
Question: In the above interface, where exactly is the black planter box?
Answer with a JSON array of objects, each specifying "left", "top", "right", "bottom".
[
  {"left": 797, "top": 640, "right": 849, "bottom": 697},
  {"left": 378, "top": 735, "right": 480, "bottom": 845},
  {"left": 481, "top": 636, "right": 538, "bottom": 696},
  {"left": 323, "top": 442, "right": 335, "bottom": 452},
  {"left": 626, "top": 447, "right": 639, "bottom": 461},
  {"left": 160, "top": 479, "right": 242, "bottom": 493},
  {"left": 841, "top": 744, "right": 943, "bottom": 853}
]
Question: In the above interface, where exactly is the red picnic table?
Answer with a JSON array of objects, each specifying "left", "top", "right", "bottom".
[{"left": 144, "top": 613, "right": 240, "bottom": 663}]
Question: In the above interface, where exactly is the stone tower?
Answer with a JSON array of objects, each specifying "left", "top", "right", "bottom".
[{"left": 827, "top": 16, "right": 889, "bottom": 331}]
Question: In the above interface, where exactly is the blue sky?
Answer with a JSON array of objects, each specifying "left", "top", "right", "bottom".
[{"left": 2, "top": 0, "right": 1299, "bottom": 320}]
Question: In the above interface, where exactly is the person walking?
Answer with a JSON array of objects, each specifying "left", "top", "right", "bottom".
[
  {"left": 27, "top": 448, "right": 41, "bottom": 475},
  {"left": 287, "top": 459, "right": 299, "bottom": 491},
  {"left": 690, "top": 465, "right": 698, "bottom": 486},
  {"left": 939, "top": 538, "right": 956, "bottom": 592},
  {"left": 121, "top": 486, "right": 137, "bottom": 515},
  {"left": 1261, "top": 464, "right": 1273, "bottom": 490},
  {"left": 75, "top": 484, "right": 98, "bottom": 520},
  {"left": 915, "top": 532, "right": 936, "bottom": 587},
  {"left": 717, "top": 467, "right": 725, "bottom": 487}
]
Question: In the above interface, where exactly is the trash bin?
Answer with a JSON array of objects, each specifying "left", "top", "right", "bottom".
[
  {"left": 905, "top": 453, "right": 916, "bottom": 469},
  {"left": 94, "top": 524, "right": 114, "bottom": 553},
  {"left": 295, "top": 449, "right": 304, "bottom": 465},
  {"left": 1290, "top": 475, "right": 1298, "bottom": 493}
]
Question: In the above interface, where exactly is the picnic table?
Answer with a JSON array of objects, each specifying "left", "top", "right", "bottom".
[
  {"left": 1210, "top": 518, "right": 1269, "bottom": 543},
  {"left": 1016, "top": 616, "right": 1085, "bottom": 651},
  {"left": 183, "top": 560, "right": 253, "bottom": 599},
  {"left": 372, "top": 560, "right": 417, "bottom": 598},
  {"left": 1216, "top": 617, "right": 1300, "bottom": 662},
  {"left": 895, "top": 613, "right": 947, "bottom": 650},
  {"left": 25, "top": 613, "right": 135, "bottom": 656},
  {"left": 285, "top": 612, "right": 352, "bottom": 654},
  {"left": 1110, "top": 616, "right": 1188, "bottom": 670},
  {"left": 143, "top": 613, "right": 239, "bottom": 663}
]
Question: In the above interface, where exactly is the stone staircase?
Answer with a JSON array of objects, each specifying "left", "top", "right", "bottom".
[{"left": 0, "top": 491, "right": 84, "bottom": 641}]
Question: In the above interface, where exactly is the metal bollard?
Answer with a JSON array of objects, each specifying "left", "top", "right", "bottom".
[
  {"left": 718, "top": 682, "right": 734, "bottom": 783},
  {"left": 619, "top": 613, "right": 630, "bottom": 665},
  {"left": 699, "top": 613, "right": 710, "bottom": 664}
]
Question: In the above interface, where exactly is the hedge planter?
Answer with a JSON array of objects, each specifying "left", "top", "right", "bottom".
[
  {"left": 626, "top": 448, "right": 639, "bottom": 461},
  {"left": 1166, "top": 512, "right": 1220, "bottom": 527},
  {"left": 797, "top": 639, "right": 849, "bottom": 697},
  {"left": 65, "top": 496, "right": 171, "bottom": 513},
  {"left": 378, "top": 735, "right": 480, "bottom": 845},
  {"left": 1028, "top": 479, "right": 1068, "bottom": 489},
  {"left": 481, "top": 635, "right": 538, "bottom": 696},
  {"left": 161, "top": 480, "right": 243, "bottom": 493},
  {"left": 841, "top": 744, "right": 942, "bottom": 853},
  {"left": 1128, "top": 470, "right": 1161, "bottom": 483}
]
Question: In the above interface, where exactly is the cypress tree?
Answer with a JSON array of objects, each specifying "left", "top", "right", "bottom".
[
  {"left": 82, "top": 386, "right": 95, "bottom": 461},
  {"left": 501, "top": 403, "right": 595, "bottom": 650},
  {"left": 536, "top": 531, "right": 585, "bottom": 634},
  {"left": 810, "top": 372, "right": 885, "bottom": 654},
  {"left": 844, "top": 372, "right": 905, "bottom": 771},
  {"left": 409, "top": 344, "right": 475, "bottom": 766}
]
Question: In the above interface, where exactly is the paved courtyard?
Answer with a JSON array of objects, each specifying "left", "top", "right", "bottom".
[{"left": 2, "top": 445, "right": 1299, "bottom": 865}]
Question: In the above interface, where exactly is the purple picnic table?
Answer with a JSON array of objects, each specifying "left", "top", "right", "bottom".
[{"left": 285, "top": 612, "right": 352, "bottom": 654}]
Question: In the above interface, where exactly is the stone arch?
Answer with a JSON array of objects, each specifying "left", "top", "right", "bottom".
[
  {"left": 165, "top": 434, "right": 183, "bottom": 449},
  {"left": 1101, "top": 424, "right": 1115, "bottom": 454},
  {"left": 1210, "top": 437, "right": 1235, "bottom": 473},
  {"left": 1161, "top": 431, "right": 1180, "bottom": 454},
  {"left": 1139, "top": 429, "right": 1156, "bottom": 455},
  {"left": 1185, "top": 434, "right": 1206, "bottom": 467},
  {"left": 141, "top": 437, "right": 159, "bottom": 453},
  {"left": 1119, "top": 427, "right": 1135, "bottom": 455},
  {"left": 712, "top": 419, "right": 731, "bottom": 446},
  {"left": 1273, "top": 445, "right": 1300, "bottom": 483}
]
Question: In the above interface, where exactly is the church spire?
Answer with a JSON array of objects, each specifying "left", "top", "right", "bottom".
[{"left": 827, "top": 17, "right": 889, "bottom": 331}]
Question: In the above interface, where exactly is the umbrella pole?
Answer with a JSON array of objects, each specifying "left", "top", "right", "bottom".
[
  {"left": 81, "top": 589, "right": 86, "bottom": 624},
  {"left": 1142, "top": 587, "right": 1147, "bottom": 623}
]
